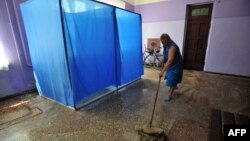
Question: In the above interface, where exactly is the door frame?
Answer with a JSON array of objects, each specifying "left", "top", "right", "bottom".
[{"left": 182, "top": 3, "right": 213, "bottom": 70}]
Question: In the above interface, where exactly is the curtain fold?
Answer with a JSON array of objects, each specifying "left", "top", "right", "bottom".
[
  {"left": 62, "top": 0, "right": 117, "bottom": 105},
  {"left": 20, "top": 0, "right": 74, "bottom": 107},
  {"left": 115, "top": 8, "right": 143, "bottom": 85}
]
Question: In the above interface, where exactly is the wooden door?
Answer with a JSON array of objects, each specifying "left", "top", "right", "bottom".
[{"left": 183, "top": 4, "right": 213, "bottom": 70}]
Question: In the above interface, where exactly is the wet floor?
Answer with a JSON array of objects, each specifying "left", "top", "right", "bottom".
[{"left": 0, "top": 68, "right": 249, "bottom": 141}]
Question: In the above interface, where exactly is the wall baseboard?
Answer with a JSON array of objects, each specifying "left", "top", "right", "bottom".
[
  {"left": 204, "top": 71, "right": 250, "bottom": 79},
  {"left": 0, "top": 89, "right": 38, "bottom": 102}
]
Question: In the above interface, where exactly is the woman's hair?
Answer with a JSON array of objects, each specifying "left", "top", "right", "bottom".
[{"left": 160, "top": 33, "right": 170, "bottom": 40}]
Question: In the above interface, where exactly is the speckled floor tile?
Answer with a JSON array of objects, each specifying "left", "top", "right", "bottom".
[{"left": 0, "top": 68, "right": 249, "bottom": 141}]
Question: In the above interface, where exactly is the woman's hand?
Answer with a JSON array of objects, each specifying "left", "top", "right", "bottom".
[{"left": 159, "top": 71, "right": 164, "bottom": 77}]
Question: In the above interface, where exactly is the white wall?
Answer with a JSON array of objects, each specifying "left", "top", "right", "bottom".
[
  {"left": 97, "top": 0, "right": 125, "bottom": 9},
  {"left": 142, "top": 20, "right": 185, "bottom": 54},
  {"left": 205, "top": 16, "right": 250, "bottom": 76}
]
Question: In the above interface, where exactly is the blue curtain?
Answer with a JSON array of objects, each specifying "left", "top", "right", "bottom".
[
  {"left": 115, "top": 9, "right": 143, "bottom": 85},
  {"left": 20, "top": 0, "right": 74, "bottom": 107},
  {"left": 20, "top": 0, "right": 142, "bottom": 108},
  {"left": 62, "top": 0, "right": 117, "bottom": 105}
]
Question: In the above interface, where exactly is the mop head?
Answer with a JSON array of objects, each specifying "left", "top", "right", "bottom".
[{"left": 137, "top": 125, "right": 168, "bottom": 141}]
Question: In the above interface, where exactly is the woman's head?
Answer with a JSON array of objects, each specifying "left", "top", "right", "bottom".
[{"left": 160, "top": 33, "right": 171, "bottom": 45}]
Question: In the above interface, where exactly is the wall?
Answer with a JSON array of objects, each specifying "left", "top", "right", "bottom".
[
  {"left": 205, "top": 0, "right": 250, "bottom": 76},
  {"left": 135, "top": 0, "right": 250, "bottom": 76},
  {"left": 125, "top": 2, "right": 135, "bottom": 11},
  {"left": 124, "top": 0, "right": 167, "bottom": 5},
  {"left": 0, "top": 0, "right": 35, "bottom": 98},
  {"left": 97, "top": 0, "right": 125, "bottom": 9}
]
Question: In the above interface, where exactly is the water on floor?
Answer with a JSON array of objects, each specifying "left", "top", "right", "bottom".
[{"left": 0, "top": 68, "right": 249, "bottom": 141}]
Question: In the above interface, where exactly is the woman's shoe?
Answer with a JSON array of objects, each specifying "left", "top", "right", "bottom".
[{"left": 164, "top": 95, "right": 172, "bottom": 102}]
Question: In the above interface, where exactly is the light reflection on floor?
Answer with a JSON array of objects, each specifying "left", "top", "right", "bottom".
[{"left": 0, "top": 68, "right": 249, "bottom": 141}]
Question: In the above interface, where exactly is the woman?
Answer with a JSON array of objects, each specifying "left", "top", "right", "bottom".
[{"left": 159, "top": 33, "right": 183, "bottom": 102}]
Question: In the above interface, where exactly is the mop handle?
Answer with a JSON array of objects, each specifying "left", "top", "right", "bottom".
[{"left": 149, "top": 77, "right": 161, "bottom": 127}]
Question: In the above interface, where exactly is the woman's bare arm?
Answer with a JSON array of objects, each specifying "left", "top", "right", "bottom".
[{"left": 159, "top": 46, "right": 176, "bottom": 77}]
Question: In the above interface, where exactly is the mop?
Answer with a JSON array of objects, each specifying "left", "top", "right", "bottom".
[{"left": 137, "top": 77, "right": 168, "bottom": 141}]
